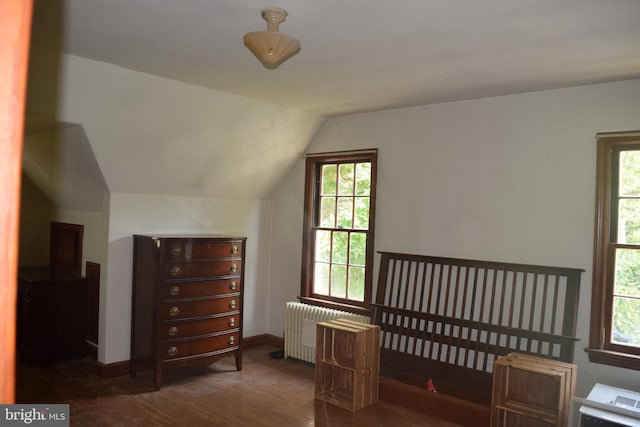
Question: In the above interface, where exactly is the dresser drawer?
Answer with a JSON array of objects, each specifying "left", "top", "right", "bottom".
[
  {"left": 161, "top": 296, "right": 240, "bottom": 320},
  {"left": 161, "top": 332, "right": 238, "bottom": 360},
  {"left": 161, "top": 278, "right": 240, "bottom": 300},
  {"left": 165, "top": 260, "right": 241, "bottom": 279},
  {"left": 161, "top": 314, "right": 239, "bottom": 340},
  {"left": 165, "top": 241, "right": 243, "bottom": 260}
]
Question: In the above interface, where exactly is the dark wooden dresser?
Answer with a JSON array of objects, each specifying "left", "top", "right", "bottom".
[
  {"left": 17, "top": 266, "right": 88, "bottom": 364},
  {"left": 130, "top": 234, "right": 246, "bottom": 389}
]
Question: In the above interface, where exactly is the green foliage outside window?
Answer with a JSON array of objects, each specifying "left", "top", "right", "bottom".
[
  {"left": 612, "top": 150, "right": 640, "bottom": 346},
  {"left": 314, "top": 161, "right": 371, "bottom": 302}
]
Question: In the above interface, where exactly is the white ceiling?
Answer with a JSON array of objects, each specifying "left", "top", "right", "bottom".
[{"left": 30, "top": 0, "right": 640, "bottom": 117}]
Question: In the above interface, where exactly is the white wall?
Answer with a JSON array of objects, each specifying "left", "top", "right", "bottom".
[
  {"left": 104, "top": 193, "right": 271, "bottom": 363},
  {"left": 269, "top": 79, "right": 640, "bottom": 398}
]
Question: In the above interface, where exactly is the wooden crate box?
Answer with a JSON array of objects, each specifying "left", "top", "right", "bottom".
[
  {"left": 491, "top": 353, "right": 576, "bottom": 427},
  {"left": 315, "top": 319, "right": 380, "bottom": 411}
]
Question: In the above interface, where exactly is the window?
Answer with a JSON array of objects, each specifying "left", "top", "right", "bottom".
[
  {"left": 300, "top": 149, "right": 377, "bottom": 314},
  {"left": 588, "top": 132, "right": 640, "bottom": 370}
]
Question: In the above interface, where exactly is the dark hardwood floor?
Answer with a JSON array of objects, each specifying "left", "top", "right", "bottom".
[{"left": 16, "top": 346, "right": 463, "bottom": 426}]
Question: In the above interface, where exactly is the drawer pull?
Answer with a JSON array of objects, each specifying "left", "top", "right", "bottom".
[
  {"left": 231, "top": 245, "right": 239, "bottom": 254},
  {"left": 229, "top": 318, "right": 236, "bottom": 327},
  {"left": 167, "top": 346, "right": 178, "bottom": 357},
  {"left": 230, "top": 264, "right": 238, "bottom": 273},
  {"left": 229, "top": 300, "right": 237, "bottom": 309},
  {"left": 229, "top": 281, "right": 237, "bottom": 291},
  {"left": 170, "top": 245, "right": 183, "bottom": 256},
  {"left": 169, "top": 306, "right": 180, "bottom": 317},
  {"left": 168, "top": 326, "right": 178, "bottom": 336},
  {"left": 170, "top": 265, "right": 182, "bottom": 276},
  {"left": 169, "top": 285, "right": 180, "bottom": 296},
  {"left": 228, "top": 336, "right": 235, "bottom": 345}
]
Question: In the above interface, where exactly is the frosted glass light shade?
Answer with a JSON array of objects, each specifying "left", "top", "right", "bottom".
[
  {"left": 243, "top": 8, "right": 300, "bottom": 69},
  {"left": 243, "top": 31, "right": 300, "bottom": 69}
]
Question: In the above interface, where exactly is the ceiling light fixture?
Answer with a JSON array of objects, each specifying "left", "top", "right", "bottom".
[{"left": 243, "top": 7, "right": 300, "bottom": 70}]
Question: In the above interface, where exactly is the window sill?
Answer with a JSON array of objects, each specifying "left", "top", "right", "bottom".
[
  {"left": 297, "top": 296, "right": 371, "bottom": 318},
  {"left": 585, "top": 348, "right": 640, "bottom": 371}
]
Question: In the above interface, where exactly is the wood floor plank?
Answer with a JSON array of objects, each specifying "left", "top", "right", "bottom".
[{"left": 17, "top": 346, "right": 462, "bottom": 426}]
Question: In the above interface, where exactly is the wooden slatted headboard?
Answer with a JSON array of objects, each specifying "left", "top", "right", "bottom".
[{"left": 372, "top": 251, "right": 583, "bottom": 405}]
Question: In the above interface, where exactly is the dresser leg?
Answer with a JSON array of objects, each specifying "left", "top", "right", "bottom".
[
  {"left": 130, "top": 360, "right": 137, "bottom": 378},
  {"left": 235, "top": 352, "right": 242, "bottom": 371},
  {"left": 154, "top": 370, "right": 162, "bottom": 390}
]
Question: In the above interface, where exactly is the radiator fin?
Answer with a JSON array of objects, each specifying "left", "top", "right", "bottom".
[{"left": 284, "top": 302, "right": 370, "bottom": 363}]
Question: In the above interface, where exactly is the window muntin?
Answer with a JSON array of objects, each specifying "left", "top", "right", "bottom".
[
  {"left": 301, "top": 150, "right": 377, "bottom": 313},
  {"left": 589, "top": 133, "right": 640, "bottom": 369}
]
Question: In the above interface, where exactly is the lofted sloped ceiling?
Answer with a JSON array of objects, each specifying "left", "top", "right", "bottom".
[{"left": 25, "top": 0, "right": 640, "bottom": 204}]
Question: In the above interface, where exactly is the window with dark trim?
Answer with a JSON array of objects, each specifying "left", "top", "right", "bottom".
[
  {"left": 300, "top": 149, "right": 377, "bottom": 315},
  {"left": 587, "top": 132, "right": 640, "bottom": 370}
]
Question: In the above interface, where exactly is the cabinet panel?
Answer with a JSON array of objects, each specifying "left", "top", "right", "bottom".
[{"left": 17, "top": 267, "right": 88, "bottom": 363}]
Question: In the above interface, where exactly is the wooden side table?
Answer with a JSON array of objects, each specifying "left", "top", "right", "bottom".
[{"left": 315, "top": 319, "right": 380, "bottom": 411}]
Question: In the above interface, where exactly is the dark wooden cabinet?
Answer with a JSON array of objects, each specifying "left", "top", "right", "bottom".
[
  {"left": 17, "top": 266, "right": 88, "bottom": 364},
  {"left": 130, "top": 234, "right": 246, "bottom": 389}
]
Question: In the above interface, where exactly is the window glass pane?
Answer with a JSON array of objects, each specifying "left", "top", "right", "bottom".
[
  {"left": 349, "top": 232, "right": 367, "bottom": 266},
  {"left": 331, "top": 265, "right": 347, "bottom": 298},
  {"left": 619, "top": 150, "right": 640, "bottom": 197},
  {"left": 612, "top": 296, "right": 640, "bottom": 346},
  {"left": 321, "top": 164, "right": 337, "bottom": 195},
  {"left": 315, "top": 230, "right": 331, "bottom": 262},
  {"left": 332, "top": 231, "right": 348, "bottom": 264},
  {"left": 619, "top": 199, "right": 640, "bottom": 244},
  {"left": 338, "top": 163, "right": 355, "bottom": 196},
  {"left": 354, "top": 197, "right": 370, "bottom": 229},
  {"left": 319, "top": 197, "right": 335, "bottom": 227},
  {"left": 337, "top": 198, "right": 353, "bottom": 228},
  {"left": 614, "top": 248, "right": 640, "bottom": 297},
  {"left": 348, "top": 266, "right": 365, "bottom": 301},
  {"left": 355, "top": 162, "right": 371, "bottom": 196},
  {"left": 303, "top": 150, "right": 376, "bottom": 307},
  {"left": 314, "top": 263, "right": 330, "bottom": 295}
]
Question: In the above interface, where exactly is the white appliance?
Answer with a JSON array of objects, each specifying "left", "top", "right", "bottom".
[{"left": 580, "top": 383, "right": 640, "bottom": 427}]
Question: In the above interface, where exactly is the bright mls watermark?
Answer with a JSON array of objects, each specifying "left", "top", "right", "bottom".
[{"left": 0, "top": 405, "right": 69, "bottom": 426}]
